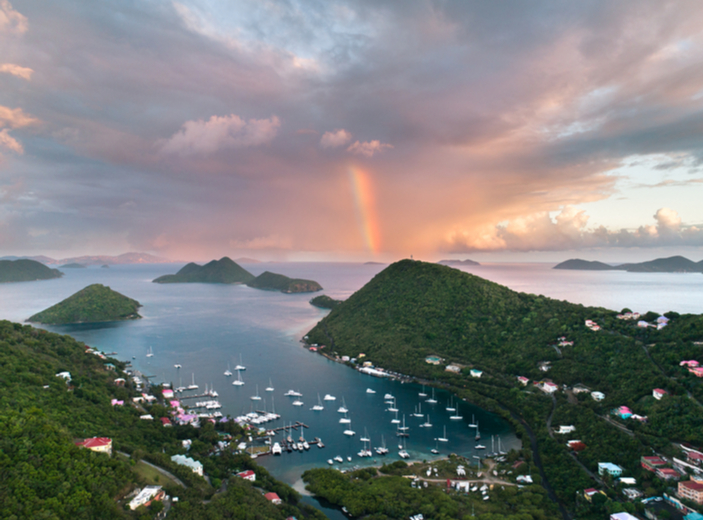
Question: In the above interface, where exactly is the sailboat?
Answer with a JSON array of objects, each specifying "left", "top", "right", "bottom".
[
  {"left": 397, "top": 414, "right": 409, "bottom": 436},
  {"left": 413, "top": 403, "right": 423, "bottom": 418},
  {"left": 234, "top": 354, "right": 246, "bottom": 371},
  {"left": 450, "top": 408, "right": 463, "bottom": 420},
  {"left": 418, "top": 385, "right": 427, "bottom": 397},
  {"left": 468, "top": 414, "right": 478, "bottom": 428},
  {"left": 311, "top": 393, "right": 324, "bottom": 411},
  {"left": 387, "top": 398, "right": 399, "bottom": 413},
  {"left": 438, "top": 426, "right": 448, "bottom": 442},
  {"left": 425, "top": 388, "right": 437, "bottom": 404},
  {"left": 265, "top": 378, "right": 274, "bottom": 392},
  {"left": 343, "top": 419, "right": 355, "bottom": 436},
  {"left": 337, "top": 397, "right": 348, "bottom": 414},
  {"left": 224, "top": 363, "right": 232, "bottom": 377},
  {"left": 431, "top": 439, "right": 439, "bottom": 454},
  {"left": 187, "top": 373, "right": 198, "bottom": 390},
  {"left": 398, "top": 437, "right": 410, "bottom": 459},
  {"left": 475, "top": 420, "right": 481, "bottom": 441},
  {"left": 391, "top": 410, "right": 400, "bottom": 424},
  {"left": 375, "top": 435, "right": 388, "bottom": 455},
  {"left": 446, "top": 398, "right": 456, "bottom": 412},
  {"left": 176, "top": 376, "right": 185, "bottom": 393},
  {"left": 422, "top": 415, "right": 432, "bottom": 428},
  {"left": 146, "top": 346, "right": 154, "bottom": 358},
  {"left": 360, "top": 428, "right": 371, "bottom": 443},
  {"left": 232, "top": 371, "right": 244, "bottom": 386},
  {"left": 339, "top": 412, "right": 351, "bottom": 424},
  {"left": 250, "top": 385, "right": 262, "bottom": 401}
]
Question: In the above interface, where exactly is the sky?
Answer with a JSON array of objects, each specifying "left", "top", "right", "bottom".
[{"left": 0, "top": 0, "right": 701, "bottom": 263}]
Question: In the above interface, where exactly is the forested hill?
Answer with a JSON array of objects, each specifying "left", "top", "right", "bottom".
[
  {"left": 246, "top": 271, "right": 322, "bottom": 293},
  {"left": 152, "top": 257, "right": 255, "bottom": 284},
  {"left": 28, "top": 284, "right": 142, "bottom": 324},
  {"left": 0, "top": 258, "right": 63, "bottom": 283}
]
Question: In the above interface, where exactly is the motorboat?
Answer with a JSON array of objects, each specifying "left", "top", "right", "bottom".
[{"left": 366, "top": 388, "right": 376, "bottom": 394}]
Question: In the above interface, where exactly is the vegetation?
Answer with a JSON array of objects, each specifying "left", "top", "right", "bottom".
[
  {"left": 246, "top": 271, "right": 322, "bottom": 293},
  {"left": 310, "top": 294, "right": 342, "bottom": 309},
  {"left": 59, "top": 263, "right": 87, "bottom": 268},
  {"left": 554, "top": 255, "right": 702, "bottom": 272},
  {"left": 306, "top": 260, "right": 702, "bottom": 518},
  {"left": 0, "top": 258, "right": 63, "bottom": 283},
  {"left": 27, "top": 284, "right": 142, "bottom": 324},
  {"left": 152, "top": 257, "right": 254, "bottom": 284},
  {"left": 0, "top": 320, "right": 325, "bottom": 519},
  {"left": 438, "top": 259, "right": 480, "bottom": 266}
]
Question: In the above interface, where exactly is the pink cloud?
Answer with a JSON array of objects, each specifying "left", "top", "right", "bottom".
[
  {"left": 0, "top": 0, "right": 27, "bottom": 34},
  {"left": 0, "top": 128, "right": 23, "bottom": 154},
  {"left": 320, "top": 129, "right": 351, "bottom": 148},
  {"left": 347, "top": 140, "right": 393, "bottom": 157},
  {"left": 0, "top": 105, "right": 38, "bottom": 129},
  {"left": 159, "top": 114, "right": 280, "bottom": 156},
  {"left": 0, "top": 63, "right": 32, "bottom": 80}
]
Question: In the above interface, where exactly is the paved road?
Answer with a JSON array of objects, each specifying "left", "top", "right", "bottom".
[{"left": 118, "top": 451, "right": 187, "bottom": 488}]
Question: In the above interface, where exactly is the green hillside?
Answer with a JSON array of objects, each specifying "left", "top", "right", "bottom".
[
  {"left": 0, "top": 258, "right": 63, "bottom": 283},
  {"left": 306, "top": 260, "right": 703, "bottom": 518},
  {"left": 152, "top": 257, "right": 254, "bottom": 284},
  {"left": 246, "top": 271, "right": 322, "bottom": 293},
  {"left": 310, "top": 294, "right": 342, "bottom": 309},
  {"left": 27, "top": 284, "right": 142, "bottom": 324}
]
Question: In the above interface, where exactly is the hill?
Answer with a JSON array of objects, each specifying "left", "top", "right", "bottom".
[
  {"left": 246, "top": 271, "right": 322, "bottom": 293},
  {"left": 152, "top": 257, "right": 254, "bottom": 284},
  {"left": 305, "top": 260, "right": 702, "bottom": 515},
  {"left": 310, "top": 294, "right": 343, "bottom": 309},
  {"left": 438, "top": 258, "right": 480, "bottom": 266},
  {"left": 554, "top": 255, "right": 702, "bottom": 272},
  {"left": 28, "top": 284, "right": 142, "bottom": 324},
  {"left": 59, "top": 262, "right": 86, "bottom": 268},
  {"left": 0, "top": 258, "right": 63, "bottom": 283}
]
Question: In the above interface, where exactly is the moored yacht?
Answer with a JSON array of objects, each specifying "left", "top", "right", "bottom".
[
  {"left": 366, "top": 388, "right": 376, "bottom": 394},
  {"left": 224, "top": 363, "right": 232, "bottom": 377},
  {"left": 323, "top": 394, "right": 336, "bottom": 401},
  {"left": 251, "top": 385, "right": 262, "bottom": 401},
  {"left": 265, "top": 378, "right": 274, "bottom": 392},
  {"left": 337, "top": 397, "right": 348, "bottom": 414},
  {"left": 232, "top": 371, "right": 244, "bottom": 386},
  {"left": 187, "top": 373, "right": 198, "bottom": 390},
  {"left": 311, "top": 393, "right": 324, "bottom": 411},
  {"left": 234, "top": 354, "right": 246, "bottom": 371}
]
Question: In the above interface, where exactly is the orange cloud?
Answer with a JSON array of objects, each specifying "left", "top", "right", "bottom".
[
  {"left": 320, "top": 129, "right": 351, "bottom": 148},
  {"left": 0, "top": 0, "right": 27, "bottom": 34},
  {"left": 0, "top": 63, "right": 32, "bottom": 80},
  {"left": 347, "top": 140, "right": 393, "bottom": 157}
]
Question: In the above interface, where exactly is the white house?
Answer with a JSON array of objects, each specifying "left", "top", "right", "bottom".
[
  {"left": 652, "top": 388, "right": 667, "bottom": 400},
  {"left": 171, "top": 454, "right": 203, "bottom": 476},
  {"left": 129, "top": 486, "right": 164, "bottom": 510},
  {"left": 557, "top": 425, "right": 576, "bottom": 434},
  {"left": 591, "top": 391, "right": 605, "bottom": 401}
]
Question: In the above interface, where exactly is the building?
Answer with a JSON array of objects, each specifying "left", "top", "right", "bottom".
[
  {"left": 653, "top": 388, "right": 668, "bottom": 400},
  {"left": 598, "top": 462, "right": 624, "bottom": 478},
  {"left": 583, "top": 488, "right": 606, "bottom": 502},
  {"left": 445, "top": 364, "right": 461, "bottom": 373},
  {"left": 75, "top": 437, "right": 112, "bottom": 456},
  {"left": 236, "top": 470, "right": 256, "bottom": 481},
  {"left": 591, "top": 391, "right": 605, "bottom": 401},
  {"left": 677, "top": 480, "right": 703, "bottom": 504},
  {"left": 470, "top": 369, "right": 483, "bottom": 378},
  {"left": 616, "top": 406, "right": 633, "bottom": 419},
  {"left": 516, "top": 475, "right": 533, "bottom": 484},
  {"left": 425, "top": 356, "right": 442, "bottom": 365},
  {"left": 265, "top": 492, "right": 282, "bottom": 505},
  {"left": 610, "top": 513, "right": 639, "bottom": 520},
  {"left": 622, "top": 488, "right": 643, "bottom": 500},
  {"left": 171, "top": 454, "right": 203, "bottom": 476},
  {"left": 160, "top": 417, "right": 172, "bottom": 427},
  {"left": 56, "top": 371, "right": 71, "bottom": 381},
  {"left": 540, "top": 382, "right": 559, "bottom": 393},
  {"left": 619, "top": 477, "right": 637, "bottom": 486},
  {"left": 557, "top": 425, "right": 576, "bottom": 434},
  {"left": 129, "top": 486, "right": 165, "bottom": 510},
  {"left": 567, "top": 440, "right": 587, "bottom": 451},
  {"left": 656, "top": 467, "right": 681, "bottom": 480},
  {"left": 517, "top": 376, "right": 529, "bottom": 385}
]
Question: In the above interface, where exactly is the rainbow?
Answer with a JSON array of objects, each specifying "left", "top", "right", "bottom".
[{"left": 349, "top": 166, "right": 381, "bottom": 255}]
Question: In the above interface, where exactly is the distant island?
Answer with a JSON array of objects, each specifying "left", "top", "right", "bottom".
[
  {"left": 59, "top": 263, "right": 86, "bottom": 269},
  {"left": 438, "top": 259, "right": 480, "bottom": 266},
  {"left": 27, "top": 284, "right": 142, "bottom": 324},
  {"left": 235, "top": 257, "right": 260, "bottom": 264},
  {"left": 0, "top": 259, "right": 63, "bottom": 283},
  {"left": 0, "top": 251, "right": 171, "bottom": 266},
  {"left": 152, "top": 257, "right": 255, "bottom": 284},
  {"left": 364, "top": 261, "right": 386, "bottom": 265},
  {"left": 310, "top": 294, "right": 342, "bottom": 309},
  {"left": 554, "top": 255, "right": 702, "bottom": 273},
  {"left": 246, "top": 271, "right": 322, "bottom": 293}
]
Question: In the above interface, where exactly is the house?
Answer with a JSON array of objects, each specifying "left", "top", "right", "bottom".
[
  {"left": 114, "top": 377, "right": 126, "bottom": 386},
  {"left": 680, "top": 360, "right": 700, "bottom": 368},
  {"left": 456, "top": 481, "right": 470, "bottom": 491},
  {"left": 618, "top": 477, "right": 637, "bottom": 485},
  {"left": 572, "top": 384, "right": 590, "bottom": 394},
  {"left": 583, "top": 488, "right": 606, "bottom": 502},
  {"left": 171, "top": 454, "right": 203, "bottom": 476},
  {"left": 470, "top": 369, "right": 483, "bottom": 378},
  {"left": 445, "top": 364, "right": 461, "bottom": 373},
  {"left": 616, "top": 406, "right": 633, "bottom": 419},
  {"left": 567, "top": 440, "right": 587, "bottom": 451},
  {"left": 162, "top": 389, "right": 174, "bottom": 399},
  {"left": 56, "top": 371, "right": 71, "bottom": 381},
  {"left": 637, "top": 321, "right": 651, "bottom": 328},
  {"left": 622, "top": 488, "right": 643, "bottom": 500},
  {"left": 641, "top": 456, "right": 668, "bottom": 472},
  {"left": 129, "top": 486, "right": 165, "bottom": 510},
  {"left": 557, "top": 425, "right": 576, "bottom": 434},
  {"left": 139, "top": 414, "right": 153, "bottom": 420},
  {"left": 517, "top": 376, "right": 529, "bottom": 385},
  {"left": 160, "top": 417, "right": 172, "bottom": 427},
  {"left": 516, "top": 475, "right": 533, "bottom": 484},
  {"left": 236, "top": 470, "right": 256, "bottom": 481},
  {"left": 585, "top": 320, "right": 601, "bottom": 331},
  {"left": 598, "top": 462, "right": 624, "bottom": 477},
  {"left": 677, "top": 480, "right": 703, "bottom": 505},
  {"left": 540, "top": 381, "right": 559, "bottom": 394},
  {"left": 265, "top": 492, "right": 282, "bottom": 505},
  {"left": 610, "top": 513, "right": 640, "bottom": 520},
  {"left": 111, "top": 399, "right": 124, "bottom": 406},
  {"left": 358, "top": 353, "right": 366, "bottom": 358},
  {"left": 689, "top": 367, "right": 703, "bottom": 377},
  {"left": 656, "top": 467, "right": 680, "bottom": 480},
  {"left": 684, "top": 514, "right": 704, "bottom": 520},
  {"left": 341, "top": 356, "right": 350, "bottom": 362},
  {"left": 591, "top": 391, "right": 605, "bottom": 401},
  {"left": 75, "top": 437, "right": 113, "bottom": 456}
]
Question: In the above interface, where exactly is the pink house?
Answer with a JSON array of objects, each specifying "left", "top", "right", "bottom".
[
  {"left": 688, "top": 366, "right": 703, "bottom": 378},
  {"left": 517, "top": 376, "right": 529, "bottom": 385},
  {"left": 680, "top": 360, "right": 700, "bottom": 367}
]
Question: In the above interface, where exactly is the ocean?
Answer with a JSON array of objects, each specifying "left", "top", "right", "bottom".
[{"left": 0, "top": 261, "right": 700, "bottom": 517}]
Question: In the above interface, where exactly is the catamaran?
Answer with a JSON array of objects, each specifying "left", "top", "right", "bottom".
[
  {"left": 272, "top": 442, "right": 282, "bottom": 455},
  {"left": 375, "top": 435, "right": 389, "bottom": 455},
  {"left": 360, "top": 428, "right": 371, "bottom": 443},
  {"left": 232, "top": 371, "right": 244, "bottom": 386},
  {"left": 224, "top": 363, "right": 232, "bottom": 377},
  {"left": 339, "top": 412, "right": 351, "bottom": 424},
  {"left": 234, "top": 354, "right": 246, "bottom": 371},
  {"left": 187, "top": 373, "right": 198, "bottom": 390},
  {"left": 146, "top": 346, "right": 154, "bottom": 358},
  {"left": 398, "top": 438, "right": 410, "bottom": 459},
  {"left": 250, "top": 385, "right": 262, "bottom": 401},
  {"left": 343, "top": 419, "right": 355, "bottom": 436},
  {"left": 438, "top": 426, "right": 448, "bottom": 442},
  {"left": 337, "top": 397, "right": 348, "bottom": 414},
  {"left": 311, "top": 393, "right": 324, "bottom": 411},
  {"left": 265, "top": 378, "right": 274, "bottom": 392}
]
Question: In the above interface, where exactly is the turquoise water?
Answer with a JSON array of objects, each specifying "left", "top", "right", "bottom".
[{"left": 0, "top": 261, "right": 700, "bottom": 517}]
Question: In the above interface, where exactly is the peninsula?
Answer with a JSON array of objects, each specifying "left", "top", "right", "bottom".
[
  {"left": 246, "top": 271, "right": 322, "bottom": 293},
  {"left": 0, "top": 258, "right": 63, "bottom": 283},
  {"left": 554, "top": 255, "right": 702, "bottom": 273},
  {"left": 152, "top": 257, "right": 254, "bottom": 284},
  {"left": 309, "top": 294, "right": 342, "bottom": 309},
  {"left": 27, "top": 284, "right": 142, "bottom": 324}
]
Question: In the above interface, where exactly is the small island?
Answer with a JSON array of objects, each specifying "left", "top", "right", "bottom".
[
  {"left": 554, "top": 255, "right": 703, "bottom": 273},
  {"left": 27, "top": 284, "right": 142, "bottom": 324},
  {"left": 438, "top": 259, "right": 480, "bottom": 266},
  {"left": 59, "top": 263, "right": 87, "bottom": 269},
  {"left": 246, "top": 271, "right": 322, "bottom": 293},
  {"left": 0, "top": 259, "right": 63, "bottom": 283},
  {"left": 152, "top": 257, "right": 255, "bottom": 284},
  {"left": 310, "top": 294, "right": 343, "bottom": 309}
]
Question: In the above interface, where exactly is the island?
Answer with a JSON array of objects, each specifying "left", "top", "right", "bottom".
[
  {"left": 27, "top": 284, "right": 142, "bottom": 324},
  {"left": 0, "top": 258, "right": 63, "bottom": 283},
  {"left": 152, "top": 257, "right": 255, "bottom": 284},
  {"left": 59, "top": 263, "right": 87, "bottom": 269},
  {"left": 100, "top": 264, "right": 110, "bottom": 269},
  {"left": 309, "top": 294, "right": 342, "bottom": 309},
  {"left": 246, "top": 271, "right": 322, "bottom": 293},
  {"left": 438, "top": 258, "right": 480, "bottom": 266},
  {"left": 554, "top": 255, "right": 702, "bottom": 273},
  {"left": 305, "top": 259, "right": 702, "bottom": 519}
]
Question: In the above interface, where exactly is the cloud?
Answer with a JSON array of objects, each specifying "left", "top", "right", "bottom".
[
  {"left": 159, "top": 114, "right": 280, "bottom": 156},
  {"left": 447, "top": 207, "right": 702, "bottom": 252},
  {"left": 0, "top": 63, "right": 32, "bottom": 80},
  {"left": 320, "top": 129, "right": 351, "bottom": 148},
  {"left": 0, "top": 128, "right": 23, "bottom": 154},
  {"left": 229, "top": 234, "right": 293, "bottom": 250},
  {"left": 0, "top": 105, "right": 37, "bottom": 129},
  {"left": 347, "top": 140, "right": 393, "bottom": 157},
  {"left": 0, "top": 0, "right": 27, "bottom": 34}
]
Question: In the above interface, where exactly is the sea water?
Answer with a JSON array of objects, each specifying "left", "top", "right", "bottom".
[{"left": 0, "top": 262, "right": 700, "bottom": 517}]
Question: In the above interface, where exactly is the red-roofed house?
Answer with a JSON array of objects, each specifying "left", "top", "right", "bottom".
[
  {"left": 265, "top": 492, "right": 282, "bottom": 505},
  {"left": 160, "top": 417, "right": 172, "bottom": 427},
  {"left": 686, "top": 451, "right": 703, "bottom": 464},
  {"left": 652, "top": 389, "right": 667, "bottom": 400},
  {"left": 584, "top": 488, "right": 606, "bottom": 502},
  {"left": 655, "top": 467, "right": 680, "bottom": 480},
  {"left": 567, "top": 441, "right": 587, "bottom": 452},
  {"left": 677, "top": 480, "right": 703, "bottom": 505},
  {"left": 517, "top": 376, "right": 529, "bottom": 385},
  {"left": 75, "top": 437, "right": 112, "bottom": 456},
  {"left": 689, "top": 367, "right": 703, "bottom": 377},
  {"left": 236, "top": 470, "right": 256, "bottom": 481},
  {"left": 641, "top": 456, "right": 667, "bottom": 472},
  {"left": 541, "top": 382, "right": 559, "bottom": 394}
]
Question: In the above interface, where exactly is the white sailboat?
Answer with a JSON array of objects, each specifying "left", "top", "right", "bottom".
[
  {"left": 391, "top": 410, "right": 400, "bottom": 425},
  {"left": 337, "top": 397, "right": 348, "bottom": 414},
  {"left": 468, "top": 414, "right": 478, "bottom": 428},
  {"left": 446, "top": 397, "right": 456, "bottom": 412},
  {"left": 387, "top": 397, "right": 399, "bottom": 413},
  {"left": 425, "top": 388, "right": 437, "bottom": 404},
  {"left": 234, "top": 354, "right": 246, "bottom": 371},
  {"left": 146, "top": 346, "right": 154, "bottom": 358},
  {"left": 232, "top": 371, "right": 244, "bottom": 386},
  {"left": 250, "top": 385, "right": 262, "bottom": 401},
  {"left": 360, "top": 428, "right": 371, "bottom": 443},
  {"left": 431, "top": 439, "right": 439, "bottom": 454},
  {"left": 413, "top": 403, "right": 423, "bottom": 418},
  {"left": 418, "top": 385, "right": 427, "bottom": 397},
  {"left": 224, "top": 363, "right": 232, "bottom": 377},
  {"left": 475, "top": 420, "right": 481, "bottom": 441},
  {"left": 398, "top": 437, "right": 410, "bottom": 459},
  {"left": 397, "top": 415, "right": 409, "bottom": 437},
  {"left": 339, "top": 412, "right": 351, "bottom": 424},
  {"left": 438, "top": 426, "right": 448, "bottom": 442},
  {"left": 422, "top": 415, "right": 432, "bottom": 428},
  {"left": 311, "top": 393, "right": 324, "bottom": 411},
  {"left": 265, "top": 378, "right": 274, "bottom": 392},
  {"left": 187, "top": 373, "right": 198, "bottom": 390},
  {"left": 375, "top": 435, "right": 389, "bottom": 455},
  {"left": 343, "top": 419, "right": 355, "bottom": 436}
]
